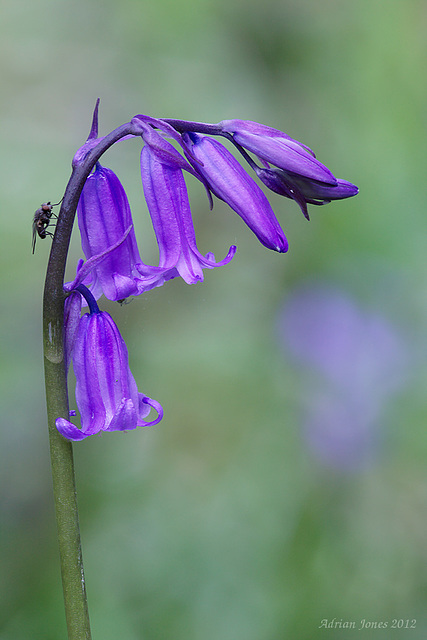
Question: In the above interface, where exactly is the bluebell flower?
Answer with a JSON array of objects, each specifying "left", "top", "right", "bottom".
[
  {"left": 77, "top": 163, "right": 142, "bottom": 300},
  {"left": 56, "top": 288, "right": 163, "bottom": 441},
  {"left": 220, "top": 119, "right": 335, "bottom": 182},
  {"left": 75, "top": 163, "right": 165, "bottom": 300},
  {"left": 219, "top": 119, "right": 358, "bottom": 220},
  {"left": 253, "top": 167, "right": 358, "bottom": 221},
  {"left": 138, "top": 139, "right": 236, "bottom": 285},
  {"left": 184, "top": 133, "right": 288, "bottom": 253}
]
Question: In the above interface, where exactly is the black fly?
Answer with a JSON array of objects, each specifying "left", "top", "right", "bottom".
[{"left": 32, "top": 200, "right": 61, "bottom": 254}]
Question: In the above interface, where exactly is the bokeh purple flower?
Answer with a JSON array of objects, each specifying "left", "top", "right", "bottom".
[{"left": 278, "top": 284, "right": 410, "bottom": 471}]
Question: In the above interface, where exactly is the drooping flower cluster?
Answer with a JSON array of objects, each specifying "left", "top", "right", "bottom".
[
  {"left": 67, "top": 108, "right": 358, "bottom": 301},
  {"left": 58, "top": 104, "right": 358, "bottom": 441}
]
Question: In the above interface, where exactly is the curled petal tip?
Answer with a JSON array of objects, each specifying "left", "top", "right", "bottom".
[
  {"left": 56, "top": 417, "right": 93, "bottom": 441},
  {"left": 138, "top": 394, "right": 164, "bottom": 426}
]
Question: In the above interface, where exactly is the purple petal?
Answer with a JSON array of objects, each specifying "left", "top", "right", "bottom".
[
  {"left": 288, "top": 176, "right": 359, "bottom": 202},
  {"left": 141, "top": 145, "right": 235, "bottom": 284},
  {"left": 65, "top": 224, "right": 134, "bottom": 293},
  {"left": 187, "top": 135, "right": 288, "bottom": 253},
  {"left": 254, "top": 167, "right": 311, "bottom": 220},
  {"left": 77, "top": 165, "right": 142, "bottom": 300},
  {"left": 59, "top": 309, "right": 164, "bottom": 441},
  {"left": 107, "top": 398, "right": 138, "bottom": 432},
  {"left": 73, "top": 314, "right": 108, "bottom": 435},
  {"left": 56, "top": 417, "right": 91, "bottom": 441},
  {"left": 63, "top": 292, "right": 82, "bottom": 371},
  {"left": 220, "top": 119, "right": 337, "bottom": 185},
  {"left": 137, "top": 394, "right": 164, "bottom": 426},
  {"left": 132, "top": 114, "right": 202, "bottom": 169},
  {"left": 236, "top": 132, "right": 336, "bottom": 184}
]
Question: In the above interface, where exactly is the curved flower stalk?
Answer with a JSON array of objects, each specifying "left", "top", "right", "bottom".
[
  {"left": 56, "top": 286, "right": 163, "bottom": 442},
  {"left": 139, "top": 143, "right": 236, "bottom": 284}
]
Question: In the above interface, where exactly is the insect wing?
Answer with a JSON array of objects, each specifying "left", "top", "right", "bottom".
[
  {"left": 32, "top": 206, "right": 46, "bottom": 254},
  {"left": 32, "top": 210, "right": 42, "bottom": 254},
  {"left": 32, "top": 220, "right": 37, "bottom": 253}
]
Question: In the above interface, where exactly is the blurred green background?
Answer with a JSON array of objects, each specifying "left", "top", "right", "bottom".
[{"left": 1, "top": 0, "right": 427, "bottom": 638}]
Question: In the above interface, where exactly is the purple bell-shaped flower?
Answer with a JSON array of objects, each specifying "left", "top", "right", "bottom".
[
  {"left": 219, "top": 119, "right": 358, "bottom": 220},
  {"left": 56, "top": 286, "right": 163, "bottom": 441},
  {"left": 76, "top": 163, "right": 164, "bottom": 301},
  {"left": 138, "top": 139, "right": 236, "bottom": 284},
  {"left": 184, "top": 133, "right": 288, "bottom": 253}
]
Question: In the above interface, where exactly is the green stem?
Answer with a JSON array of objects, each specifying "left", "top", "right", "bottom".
[{"left": 42, "top": 120, "right": 136, "bottom": 639}]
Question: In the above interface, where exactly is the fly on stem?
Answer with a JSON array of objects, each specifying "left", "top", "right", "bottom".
[{"left": 32, "top": 199, "right": 62, "bottom": 253}]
